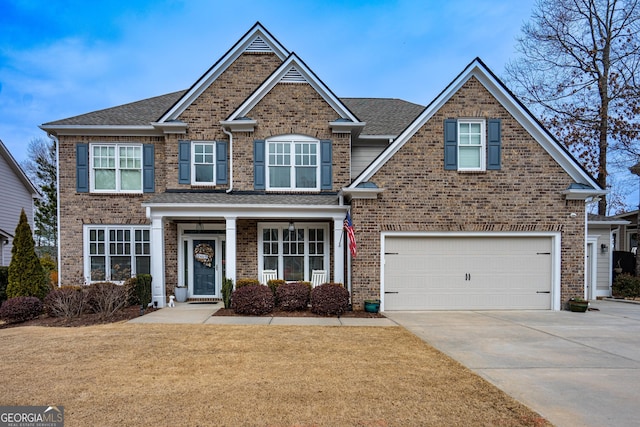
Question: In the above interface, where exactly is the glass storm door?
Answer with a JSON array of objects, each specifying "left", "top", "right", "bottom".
[{"left": 193, "top": 239, "right": 216, "bottom": 296}]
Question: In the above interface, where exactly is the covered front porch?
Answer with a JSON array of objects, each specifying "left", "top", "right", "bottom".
[{"left": 142, "top": 192, "right": 350, "bottom": 307}]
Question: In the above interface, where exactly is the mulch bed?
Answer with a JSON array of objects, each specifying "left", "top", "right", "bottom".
[
  {"left": 212, "top": 307, "right": 385, "bottom": 318},
  {"left": 0, "top": 305, "right": 155, "bottom": 329}
]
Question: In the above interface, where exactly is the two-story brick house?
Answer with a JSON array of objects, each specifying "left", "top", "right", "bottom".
[{"left": 41, "top": 22, "right": 605, "bottom": 310}]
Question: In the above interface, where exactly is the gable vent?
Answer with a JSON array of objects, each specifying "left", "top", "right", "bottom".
[
  {"left": 246, "top": 36, "right": 273, "bottom": 53},
  {"left": 280, "top": 67, "right": 307, "bottom": 83}
]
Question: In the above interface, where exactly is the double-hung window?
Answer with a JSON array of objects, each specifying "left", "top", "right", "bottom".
[
  {"left": 91, "top": 144, "right": 142, "bottom": 192},
  {"left": 458, "top": 120, "right": 485, "bottom": 171},
  {"left": 85, "top": 225, "right": 151, "bottom": 283},
  {"left": 192, "top": 142, "right": 216, "bottom": 185},
  {"left": 267, "top": 136, "right": 319, "bottom": 190},
  {"left": 259, "top": 223, "right": 328, "bottom": 282}
]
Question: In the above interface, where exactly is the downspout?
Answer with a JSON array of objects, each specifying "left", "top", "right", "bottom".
[
  {"left": 222, "top": 126, "right": 233, "bottom": 193},
  {"left": 48, "top": 133, "right": 61, "bottom": 288}
]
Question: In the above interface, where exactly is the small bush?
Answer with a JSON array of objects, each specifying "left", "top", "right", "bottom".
[
  {"left": 267, "top": 279, "right": 286, "bottom": 297},
  {"left": 87, "top": 282, "right": 128, "bottom": 319},
  {"left": 236, "top": 278, "right": 260, "bottom": 289},
  {"left": 135, "top": 274, "right": 153, "bottom": 307},
  {"left": 44, "top": 286, "right": 87, "bottom": 318},
  {"left": 0, "top": 296, "right": 43, "bottom": 323},
  {"left": 222, "top": 278, "right": 234, "bottom": 309},
  {"left": 310, "top": 283, "right": 349, "bottom": 316},
  {"left": 123, "top": 277, "right": 139, "bottom": 306},
  {"left": 232, "top": 285, "right": 274, "bottom": 315},
  {"left": 613, "top": 274, "right": 640, "bottom": 298},
  {"left": 276, "top": 282, "right": 310, "bottom": 311},
  {"left": 0, "top": 266, "right": 8, "bottom": 304}
]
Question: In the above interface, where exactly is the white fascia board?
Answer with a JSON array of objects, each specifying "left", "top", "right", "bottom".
[
  {"left": 141, "top": 203, "right": 348, "bottom": 219},
  {"left": 340, "top": 187, "right": 385, "bottom": 199},
  {"left": 39, "top": 124, "right": 161, "bottom": 137},
  {"left": 219, "top": 119, "right": 258, "bottom": 132},
  {"left": 151, "top": 121, "right": 188, "bottom": 134},
  {"left": 562, "top": 189, "right": 609, "bottom": 200},
  {"left": 158, "top": 24, "right": 289, "bottom": 122},
  {"left": 227, "top": 54, "right": 361, "bottom": 123},
  {"left": 351, "top": 59, "right": 601, "bottom": 190}
]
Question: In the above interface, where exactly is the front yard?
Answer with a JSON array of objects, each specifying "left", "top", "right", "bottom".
[{"left": 0, "top": 324, "right": 550, "bottom": 426}]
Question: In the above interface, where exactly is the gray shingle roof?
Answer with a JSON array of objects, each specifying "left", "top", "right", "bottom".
[
  {"left": 145, "top": 192, "right": 341, "bottom": 206},
  {"left": 341, "top": 98, "right": 425, "bottom": 136},
  {"left": 42, "top": 91, "right": 425, "bottom": 137},
  {"left": 42, "top": 91, "right": 186, "bottom": 126}
]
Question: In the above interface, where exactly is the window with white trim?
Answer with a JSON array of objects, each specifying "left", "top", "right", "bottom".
[
  {"left": 267, "top": 136, "right": 319, "bottom": 190},
  {"left": 192, "top": 142, "right": 216, "bottom": 185},
  {"left": 85, "top": 225, "right": 151, "bottom": 282},
  {"left": 458, "top": 120, "right": 485, "bottom": 171},
  {"left": 258, "top": 223, "right": 328, "bottom": 282},
  {"left": 91, "top": 144, "right": 142, "bottom": 192}
]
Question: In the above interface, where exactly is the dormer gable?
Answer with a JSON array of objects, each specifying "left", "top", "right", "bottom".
[{"left": 221, "top": 53, "right": 365, "bottom": 136}]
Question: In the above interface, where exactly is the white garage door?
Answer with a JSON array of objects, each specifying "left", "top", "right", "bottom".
[{"left": 384, "top": 236, "right": 553, "bottom": 310}]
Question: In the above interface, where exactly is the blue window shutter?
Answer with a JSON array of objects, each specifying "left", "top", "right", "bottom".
[
  {"left": 143, "top": 144, "right": 155, "bottom": 193},
  {"left": 444, "top": 119, "right": 457, "bottom": 170},
  {"left": 254, "top": 139, "right": 266, "bottom": 190},
  {"left": 76, "top": 143, "right": 89, "bottom": 192},
  {"left": 487, "top": 119, "right": 502, "bottom": 170},
  {"left": 178, "top": 140, "right": 190, "bottom": 184},
  {"left": 320, "top": 139, "right": 332, "bottom": 190},
  {"left": 216, "top": 141, "right": 228, "bottom": 184}
]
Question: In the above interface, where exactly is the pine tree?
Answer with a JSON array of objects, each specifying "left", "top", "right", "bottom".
[{"left": 6, "top": 209, "right": 49, "bottom": 300}]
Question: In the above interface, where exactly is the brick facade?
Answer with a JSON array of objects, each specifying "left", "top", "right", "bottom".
[
  {"left": 51, "top": 26, "right": 595, "bottom": 310},
  {"left": 349, "top": 77, "right": 586, "bottom": 308}
]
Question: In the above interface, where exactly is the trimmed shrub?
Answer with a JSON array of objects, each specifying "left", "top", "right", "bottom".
[
  {"left": 44, "top": 286, "right": 87, "bottom": 318},
  {"left": 310, "top": 283, "right": 349, "bottom": 316},
  {"left": 0, "top": 266, "right": 8, "bottom": 304},
  {"left": 232, "top": 284, "right": 275, "bottom": 315},
  {"left": 87, "top": 282, "right": 128, "bottom": 319},
  {"left": 613, "top": 274, "right": 640, "bottom": 298},
  {"left": 267, "top": 279, "right": 286, "bottom": 297},
  {"left": 276, "top": 282, "right": 310, "bottom": 311},
  {"left": 222, "top": 278, "right": 234, "bottom": 309},
  {"left": 7, "top": 209, "right": 49, "bottom": 300},
  {"left": 123, "top": 276, "right": 139, "bottom": 306},
  {"left": 0, "top": 296, "right": 43, "bottom": 323},
  {"left": 236, "top": 278, "right": 260, "bottom": 289},
  {"left": 135, "top": 274, "right": 153, "bottom": 308}
]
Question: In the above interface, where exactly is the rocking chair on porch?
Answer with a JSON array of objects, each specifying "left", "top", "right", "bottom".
[
  {"left": 311, "top": 270, "right": 327, "bottom": 288},
  {"left": 262, "top": 269, "right": 277, "bottom": 285}
]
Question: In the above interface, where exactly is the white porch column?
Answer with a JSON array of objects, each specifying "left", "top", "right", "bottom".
[
  {"left": 150, "top": 215, "right": 166, "bottom": 307},
  {"left": 225, "top": 216, "right": 237, "bottom": 284},
  {"left": 333, "top": 216, "right": 345, "bottom": 284}
]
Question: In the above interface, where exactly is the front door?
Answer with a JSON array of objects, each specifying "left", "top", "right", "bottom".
[{"left": 193, "top": 239, "right": 216, "bottom": 296}]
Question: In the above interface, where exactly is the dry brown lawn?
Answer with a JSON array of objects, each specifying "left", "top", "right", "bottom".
[{"left": 0, "top": 324, "right": 550, "bottom": 427}]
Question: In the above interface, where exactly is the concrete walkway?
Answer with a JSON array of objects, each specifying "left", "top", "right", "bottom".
[
  {"left": 128, "top": 302, "right": 397, "bottom": 327},
  {"left": 384, "top": 300, "right": 640, "bottom": 427}
]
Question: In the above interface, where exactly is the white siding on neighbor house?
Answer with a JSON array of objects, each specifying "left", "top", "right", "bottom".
[
  {"left": 0, "top": 152, "right": 36, "bottom": 266},
  {"left": 351, "top": 142, "right": 387, "bottom": 178},
  {"left": 589, "top": 226, "right": 613, "bottom": 296}
]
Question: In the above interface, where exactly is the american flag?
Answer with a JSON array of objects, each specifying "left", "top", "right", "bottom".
[{"left": 344, "top": 211, "right": 357, "bottom": 258}]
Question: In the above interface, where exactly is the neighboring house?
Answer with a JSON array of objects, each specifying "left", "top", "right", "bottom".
[
  {"left": 0, "top": 139, "right": 40, "bottom": 266},
  {"left": 41, "top": 22, "right": 606, "bottom": 310},
  {"left": 587, "top": 214, "right": 629, "bottom": 298},
  {"left": 612, "top": 210, "right": 639, "bottom": 253}
]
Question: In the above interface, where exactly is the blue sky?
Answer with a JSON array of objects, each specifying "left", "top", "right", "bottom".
[{"left": 0, "top": 0, "right": 536, "bottom": 164}]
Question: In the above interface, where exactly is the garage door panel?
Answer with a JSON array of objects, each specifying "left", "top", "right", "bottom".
[{"left": 384, "top": 236, "right": 553, "bottom": 310}]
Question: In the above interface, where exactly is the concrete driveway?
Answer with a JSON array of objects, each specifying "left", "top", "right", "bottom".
[{"left": 384, "top": 300, "right": 640, "bottom": 427}]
